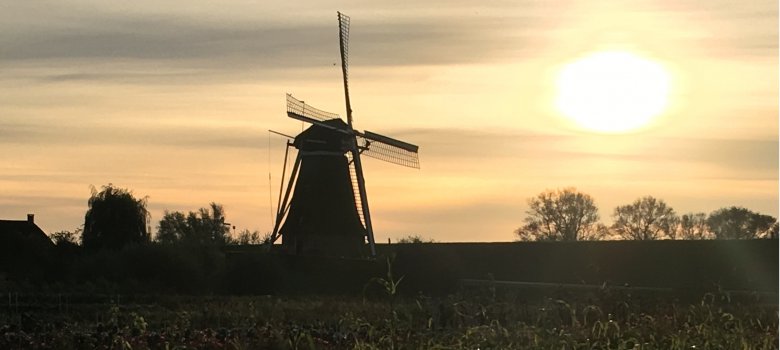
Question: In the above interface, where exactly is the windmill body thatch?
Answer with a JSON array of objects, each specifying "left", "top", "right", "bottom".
[{"left": 279, "top": 120, "right": 366, "bottom": 257}]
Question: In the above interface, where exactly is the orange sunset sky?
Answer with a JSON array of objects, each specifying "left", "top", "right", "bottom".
[{"left": 1, "top": 0, "right": 777, "bottom": 242}]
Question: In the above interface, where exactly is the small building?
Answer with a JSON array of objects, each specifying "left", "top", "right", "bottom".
[
  {"left": 0, "top": 214, "right": 55, "bottom": 278},
  {"left": 0, "top": 214, "right": 53, "bottom": 248}
]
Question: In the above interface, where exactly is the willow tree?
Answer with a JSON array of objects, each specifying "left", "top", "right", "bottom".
[{"left": 82, "top": 184, "right": 150, "bottom": 251}]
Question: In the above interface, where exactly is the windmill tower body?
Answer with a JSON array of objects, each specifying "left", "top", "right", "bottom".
[
  {"left": 279, "top": 120, "right": 366, "bottom": 256},
  {"left": 270, "top": 13, "right": 419, "bottom": 258}
]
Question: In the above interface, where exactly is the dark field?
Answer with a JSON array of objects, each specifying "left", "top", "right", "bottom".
[
  {"left": 1, "top": 240, "right": 777, "bottom": 349},
  {"left": 1, "top": 285, "right": 777, "bottom": 349}
]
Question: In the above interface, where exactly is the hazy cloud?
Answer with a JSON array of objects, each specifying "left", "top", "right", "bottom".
[
  {"left": 659, "top": 0, "right": 778, "bottom": 57},
  {"left": 396, "top": 128, "right": 566, "bottom": 159},
  {"left": 2, "top": 0, "right": 773, "bottom": 89},
  {"left": 0, "top": 119, "right": 270, "bottom": 150},
  {"left": 0, "top": 8, "right": 540, "bottom": 70},
  {"left": 399, "top": 128, "right": 778, "bottom": 177},
  {"left": 0, "top": 122, "right": 37, "bottom": 140},
  {"left": 379, "top": 199, "right": 523, "bottom": 242},
  {"left": 3, "top": 117, "right": 774, "bottom": 179},
  {"left": 664, "top": 138, "right": 778, "bottom": 175}
]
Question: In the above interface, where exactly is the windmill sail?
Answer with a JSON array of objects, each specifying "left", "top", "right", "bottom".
[
  {"left": 337, "top": 12, "right": 353, "bottom": 126},
  {"left": 358, "top": 131, "right": 420, "bottom": 169},
  {"left": 286, "top": 94, "right": 350, "bottom": 134},
  {"left": 346, "top": 152, "right": 366, "bottom": 227},
  {"left": 286, "top": 94, "right": 342, "bottom": 123}
]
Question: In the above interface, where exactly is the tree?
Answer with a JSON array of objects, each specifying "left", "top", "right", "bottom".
[
  {"left": 396, "top": 234, "right": 435, "bottom": 244},
  {"left": 707, "top": 206, "right": 778, "bottom": 240},
  {"left": 515, "top": 188, "right": 604, "bottom": 241},
  {"left": 156, "top": 211, "right": 188, "bottom": 244},
  {"left": 769, "top": 222, "right": 779, "bottom": 239},
  {"left": 82, "top": 184, "right": 150, "bottom": 251},
  {"left": 612, "top": 196, "right": 677, "bottom": 240},
  {"left": 677, "top": 212, "right": 712, "bottom": 240},
  {"left": 156, "top": 203, "right": 231, "bottom": 245},
  {"left": 230, "top": 229, "right": 272, "bottom": 245},
  {"left": 50, "top": 229, "right": 81, "bottom": 247}
]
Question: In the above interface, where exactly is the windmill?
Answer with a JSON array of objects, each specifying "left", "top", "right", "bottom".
[{"left": 269, "top": 12, "right": 420, "bottom": 257}]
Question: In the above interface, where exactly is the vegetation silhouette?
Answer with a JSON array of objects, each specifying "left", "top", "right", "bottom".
[
  {"left": 612, "top": 196, "right": 677, "bottom": 240},
  {"left": 707, "top": 206, "right": 778, "bottom": 239},
  {"left": 156, "top": 203, "right": 231, "bottom": 246},
  {"left": 395, "top": 234, "right": 435, "bottom": 244},
  {"left": 0, "top": 183, "right": 777, "bottom": 297},
  {"left": 50, "top": 229, "right": 80, "bottom": 247},
  {"left": 677, "top": 212, "right": 710, "bottom": 240},
  {"left": 82, "top": 184, "right": 150, "bottom": 251},
  {"left": 233, "top": 229, "right": 271, "bottom": 245},
  {"left": 515, "top": 188, "right": 606, "bottom": 241},
  {"left": 515, "top": 187, "right": 777, "bottom": 241}
]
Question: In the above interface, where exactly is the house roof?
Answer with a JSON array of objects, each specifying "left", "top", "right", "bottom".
[{"left": 0, "top": 218, "right": 54, "bottom": 248}]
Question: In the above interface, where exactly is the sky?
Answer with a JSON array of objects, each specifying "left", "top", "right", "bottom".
[{"left": 1, "top": 0, "right": 777, "bottom": 242}]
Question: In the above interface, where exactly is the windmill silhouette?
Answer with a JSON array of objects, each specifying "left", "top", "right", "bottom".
[{"left": 269, "top": 12, "right": 420, "bottom": 257}]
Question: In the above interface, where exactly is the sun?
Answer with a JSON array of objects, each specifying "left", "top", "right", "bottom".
[{"left": 554, "top": 51, "right": 671, "bottom": 133}]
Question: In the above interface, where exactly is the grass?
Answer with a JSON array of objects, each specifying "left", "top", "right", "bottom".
[{"left": 0, "top": 286, "right": 776, "bottom": 349}]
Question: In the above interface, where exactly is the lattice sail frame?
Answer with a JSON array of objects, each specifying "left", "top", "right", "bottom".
[
  {"left": 358, "top": 133, "right": 420, "bottom": 169},
  {"left": 286, "top": 94, "right": 341, "bottom": 122},
  {"left": 287, "top": 94, "right": 420, "bottom": 168},
  {"left": 338, "top": 12, "right": 350, "bottom": 90}
]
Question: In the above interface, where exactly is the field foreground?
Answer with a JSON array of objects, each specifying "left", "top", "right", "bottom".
[{"left": 1, "top": 287, "right": 777, "bottom": 350}]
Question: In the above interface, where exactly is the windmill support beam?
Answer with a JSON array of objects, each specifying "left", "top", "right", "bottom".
[
  {"left": 275, "top": 141, "right": 292, "bottom": 218},
  {"left": 270, "top": 151, "right": 303, "bottom": 244}
]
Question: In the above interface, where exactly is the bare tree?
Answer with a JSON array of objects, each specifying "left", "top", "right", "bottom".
[
  {"left": 612, "top": 196, "right": 677, "bottom": 240},
  {"left": 515, "top": 188, "right": 603, "bottom": 241},
  {"left": 707, "top": 207, "right": 777, "bottom": 239},
  {"left": 677, "top": 212, "right": 712, "bottom": 240}
]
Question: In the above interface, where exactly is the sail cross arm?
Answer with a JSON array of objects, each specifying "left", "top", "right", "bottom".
[
  {"left": 358, "top": 131, "right": 420, "bottom": 169},
  {"left": 362, "top": 130, "right": 419, "bottom": 153},
  {"left": 286, "top": 111, "right": 352, "bottom": 135}
]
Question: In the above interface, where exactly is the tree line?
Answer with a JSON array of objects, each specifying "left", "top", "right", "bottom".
[
  {"left": 515, "top": 187, "right": 778, "bottom": 241},
  {"left": 18, "top": 184, "right": 777, "bottom": 295},
  {"left": 51, "top": 184, "right": 269, "bottom": 251},
  {"left": 50, "top": 184, "right": 778, "bottom": 250}
]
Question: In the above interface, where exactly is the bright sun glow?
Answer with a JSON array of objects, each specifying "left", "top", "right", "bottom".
[{"left": 555, "top": 51, "right": 671, "bottom": 133}]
